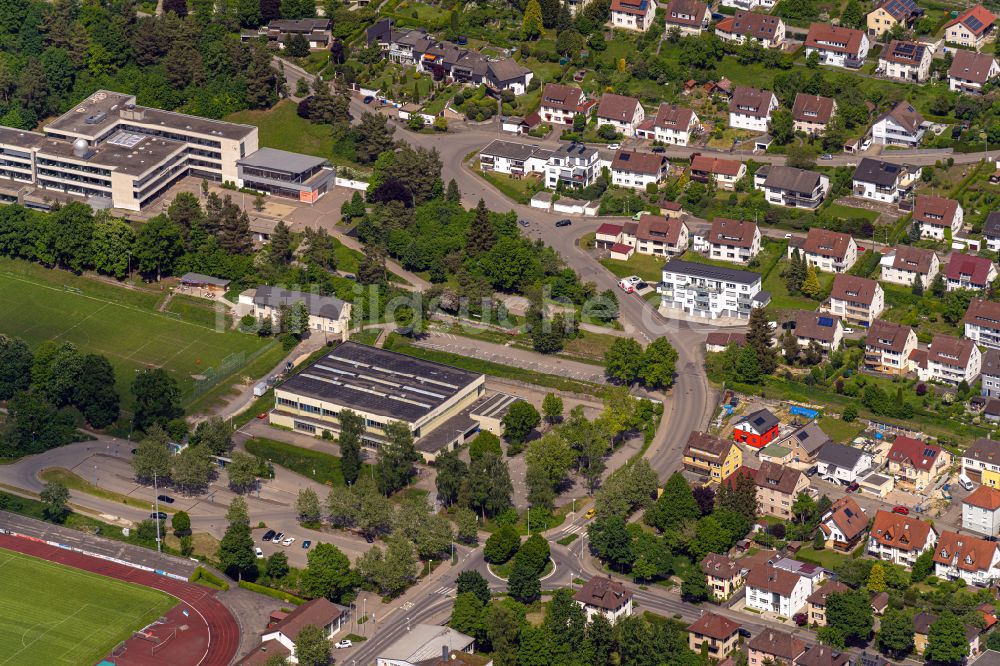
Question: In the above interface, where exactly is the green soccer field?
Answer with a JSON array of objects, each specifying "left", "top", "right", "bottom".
[
  {"left": 0, "top": 258, "right": 277, "bottom": 419},
  {"left": 0, "top": 548, "right": 176, "bottom": 665}
]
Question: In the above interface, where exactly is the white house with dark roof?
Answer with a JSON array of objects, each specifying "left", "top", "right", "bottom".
[
  {"left": 865, "top": 320, "right": 917, "bottom": 376},
  {"left": 240, "top": 287, "right": 351, "bottom": 340},
  {"left": 983, "top": 211, "right": 1000, "bottom": 252},
  {"left": 728, "top": 87, "right": 779, "bottom": 131},
  {"left": 790, "top": 310, "right": 844, "bottom": 351},
  {"left": 707, "top": 218, "right": 761, "bottom": 264},
  {"left": 596, "top": 93, "right": 645, "bottom": 136},
  {"left": 242, "top": 598, "right": 348, "bottom": 664},
  {"left": 982, "top": 349, "right": 1000, "bottom": 398},
  {"left": 791, "top": 93, "right": 837, "bottom": 135},
  {"left": 573, "top": 577, "right": 633, "bottom": 623},
  {"left": 879, "top": 246, "right": 939, "bottom": 289},
  {"left": 478, "top": 140, "right": 550, "bottom": 176},
  {"left": 635, "top": 103, "right": 699, "bottom": 146},
  {"left": 949, "top": 49, "right": 1000, "bottom": 92},
  {"left": 877, "top": 40, "right": 932, "bottom": 82},
  {"left": 544, "top": 142, "right": 600, "bottom": 189},
  {"left": 714, "top": 11, "right": 785, "bottom": 48},
  {"left": 754, "top": 165, "right": 830, "bottom": 209},
  {"left": 852, "top": 158, "right": 920, "bottom": 203},
  {"left": 816, "top": 443, "right": 873, "bottom": 483},
  {"left": 744, "top": 565, "right": 812, "bottom": 617},
  {"left": 925, "top": 333, "right": 982, "bottom": 385},
  {"left": 790, "top": 228, "right": 858, "bottom": 273},
  {"left": 659, "top": 260, "right": 768, "bottom": 319},
  {"left": 664, "top": 0, "right": 711, "bottom": 35},
  {"left": 539, "top": 83, "right": 593, "bottom": 125},
  {"left": 820, "top": 496, "right": 869, "bottom": 551},
  {"left": 872, "top": 101, "right": 927, "bottom": 147},
  {"left": 965, "top": 299, "right": 1000, "bottom": 350},
  {"left": 610, "top": 150, "right": 668, "bottom": 189}
]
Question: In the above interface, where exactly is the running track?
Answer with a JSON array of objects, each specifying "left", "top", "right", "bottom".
[{"left": 0, "top": 533, "right": 240, "bottom": 666}]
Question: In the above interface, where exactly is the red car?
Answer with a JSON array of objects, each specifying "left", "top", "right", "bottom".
[
  {"left": 846, "top": 482, "right": 860, "bottom": 493},
  {"left": 257, "top": 412, "right": 268, "bottom": 420},
  {"left": 892, "top": 506, "right": 909, "bottom": 515}
]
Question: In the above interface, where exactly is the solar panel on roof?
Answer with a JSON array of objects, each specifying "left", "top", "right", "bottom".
[
  {"left": 818, "top": 316, "right": 834, "bottom": 327},
  {"left": 924, "top": 448, "right": 936, "bottom": 457},
  {"left": 967, "top": 15, "right": 984, "bottom": 31}
]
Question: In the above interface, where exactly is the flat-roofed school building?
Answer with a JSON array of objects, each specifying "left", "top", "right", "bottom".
[{"left": 271, "top": 342, "right": 488, "bottom": 461}]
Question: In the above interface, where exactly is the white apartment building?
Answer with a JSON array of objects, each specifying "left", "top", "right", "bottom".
[
  {"left": 753, "top": 165, "right": 830, "bottom": 209},
  {"left": 913, "top": 195, "right": 963, "bottom": 240},
  {"left": 610, "top": 150, "right": 668, "bottom": 189},
  {"left": 659, "top": 260, "right": 769, "bottom": 320},
  {"left": 868, "top": 510, "right": 938, "bottom": 566},
  {"left": 728, "top": 87, "right": 779, "bottom": 132},
  {"left": 966, "top": 299, "right": 1000, "bottom": 351},
  {"left": 926, "top": 334, "right": 982, "bottom": 385},
  {"left": 478, "top": 140, "right": 550, "bottom": 176},
  {"left": 962, "top": 485, "right": 1000, "bottom": 535},
  {"left": 790, "top": 228, "right": 858, "bottom": 273},
  {"left": 879, "top": 246, "right": 939, "bottom": 289},
  {"left": 545, "top": 142, "right": 600, "bottom": 189},
  {"left": 933, "top": 531, "right": 1000, "bottom": 587},
  {"left": 804, "top": 23, "right": 870, "bottom": 68},
  {"left": 744, "top": 565, "right": 811, "bottom": 618},
  {"left": 828, "top": 274, "right": 884, "bottom": 327},
  {"left": 864, "top": 320, "right": 918, "bottom": 376}
]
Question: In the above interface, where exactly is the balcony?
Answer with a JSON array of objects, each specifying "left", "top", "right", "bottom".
[{"left": 845, "top": 56, "right": 864, "bottom": 69}]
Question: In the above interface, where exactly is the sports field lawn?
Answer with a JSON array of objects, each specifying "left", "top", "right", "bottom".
[
  {"left": 0, "top": 258, "right": 275, "bottom": 418},
  {"left": 0, "top": 548, "right": 175, "bottom": 665}
]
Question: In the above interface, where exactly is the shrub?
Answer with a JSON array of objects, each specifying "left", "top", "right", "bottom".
[{"left": 190, "top": 567, "right": 230, "bottom": 591}]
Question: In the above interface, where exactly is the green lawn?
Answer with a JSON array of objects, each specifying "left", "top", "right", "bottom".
[
  {"left": 244, "top": 437, "right": 360, "bottom": 487},
  {"left": 824, "top": 203, "right": 881, "bottom": 223},
  {"left": 0, "top": 258, "right": 273, "bottom": 419},
  {"left": 763, "top": 259, "right": 834, "bottom": 312},
  {"left": 599, "top": 253, "right": 665, "bottom": 283},
  {"left": 795, "top": 544, "right": 851, "bottom": 569},
  {"left": 0, "top": 547, "right": 175, "bottom": 665},
  {"left": 816, "top": 416, "right": 864, "bottom": 443}
]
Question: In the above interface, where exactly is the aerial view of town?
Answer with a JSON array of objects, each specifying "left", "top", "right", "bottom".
[{"left": 9, "top": 0, "right": 1000, "bottom": 664}]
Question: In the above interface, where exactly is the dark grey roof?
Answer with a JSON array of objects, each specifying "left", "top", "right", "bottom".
[
  {"left": 740, "top": 408, "right": 779, "bottom": 433},
  {"left": 480, "top": 139, "right": 548, "bottom": 161},
  {"left": 366, "top": 17, "right": 394, "bottom": 44},
  {"left": 786, "top": 422, "right": 831, "bottom": 456},
  {"left": 662, "top": 259, "right": 762, "bottom": 285},
  {"left": 853, "top": 158, "right": 905, "bottom": 187},
  {"left": 279, "top": 341, "right": 483, "bottom": 423},
  {"left": 762, "top": 165, "right": 823, "bottom": 194},
  {"left": 817, "top": 442, "right": 868, "bottom": 469},
  {"left": 551, "top": 142, "right": 599, "bottom": 159},
  {"left": 984, "top": 348, "right": 1000, "bottom": 377},
  {"left": 180, "top": 272, "right": 230, "bottom": 288},
  {"left": 253, "top": 286, "right": 346, "bottom": 320},
  {"left": 239, "top": 148, "right": 329, "bottom": 175},
  {"left": 984, "top": 211, "right": 1000, "bottom": 239}
]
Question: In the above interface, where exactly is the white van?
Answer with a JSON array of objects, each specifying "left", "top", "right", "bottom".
[{"left": 959, "top": 473, "right": 974, "bottom": 492}]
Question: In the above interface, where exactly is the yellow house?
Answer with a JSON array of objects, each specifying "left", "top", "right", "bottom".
[
  {"left": 962, "top": 438, "right": 1000, "bottom": 487},
  {"left": 683, "top": 431, "right": 742, "bottom": 483},
  {"left": 867, "top": 0, "right": 922, "bottom": 37}
]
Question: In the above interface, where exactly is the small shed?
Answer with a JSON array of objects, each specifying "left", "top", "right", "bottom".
[
  {"left": 179, "top": 272, "right": 230, "bottom": 295},
  {"left": 609, "top": 242, "right": 634, "bottom": 261}
]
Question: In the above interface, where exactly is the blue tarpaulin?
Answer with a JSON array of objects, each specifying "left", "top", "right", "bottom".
[{"left": 789, "top": 405, "right": 819, "bottom": 419}]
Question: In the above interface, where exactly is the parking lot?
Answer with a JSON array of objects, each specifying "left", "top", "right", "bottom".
[{"left": 252, "top": 526, "right": 318, "bottom": 568}]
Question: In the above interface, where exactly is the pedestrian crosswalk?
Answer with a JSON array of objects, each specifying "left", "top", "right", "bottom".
[
  {"left": 433, "top": 586, "right": 455, "bottom": 596},
  {"left": 561, "top": 523, "right": 585, "bottom": 536}
]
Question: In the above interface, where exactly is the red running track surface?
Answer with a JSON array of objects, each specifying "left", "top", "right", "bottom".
[{"left": 0, "top": 533, "right": 240, "bottom": 666}]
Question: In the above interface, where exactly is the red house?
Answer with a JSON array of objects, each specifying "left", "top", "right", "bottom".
[{"left": 733, "top": 408, "right": 780, "bottom": 448}]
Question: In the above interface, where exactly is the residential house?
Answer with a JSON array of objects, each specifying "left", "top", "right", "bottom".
[
  {"left": 658, "top": 260, "right": 770, "bottom": 320},
  {"left": 965, "top": 299, "right": 1000, "bottom": 351},
  {"left": 721, "top": 0, "right": 777, "bottom": 11},
  {"left": 945, "top": 5, "right": 997, "bottom": 51},
  {"left": 868, "top": 510, "right": 938, "bottom": 566},
  {"left": 249, "top": 18, "right": 333, "bottom": 49},
  {"left": 790, "top": 310, "right": 844, "bottom": 352},
  {"left": 544, "top": 143, "right": 600, "bottom": 189},
  {"left": 983, "top": 349, "right": 1000, "bottom": 397},
  {"left": 872, "top": 101, "right": 927, "bottom": 147},
  {"left": 708, "top": 218, "right": 761, "bottom": 264},
  {"left": 949, "top": 49, "right": 1000, "bottom": 93},
  {"left": 864, "top": 319, "right": 918, "bottom": 375},
  {"left": 962, "top": 484, "right": 1000, "bottom": 535},
  {"left": 610, "top": 150, "right": 668, "bottom": 190},
  {"left": 748, "top": 629, "right": 806, "bottom": 666},
  {"left": 985, "top": 212, "right": 1000, "bottom": 252},
  {"left": 683, "top": 431, "right": 743, "bottom": 483},
  {"left": 635, "top": 103, "right": 699, "bottom": 145},
  {"left": 878, "top": 40, "right": 932, "bottom": 82},
  {"left": 240, "top": 287, "right": 351, "bottom": 341},
  {"left": 733, "top": 408, "right": 780, "bottom": 448},
  {"left": 946, "top": 253, "right": 997, "bottom": 291},
  {"left": 913, "top": 612, "right": 980, "bottom": 657},
  {"left": 925, "top": 333, "right": 982, "bottom": 386},
  {"left": 791, "top": 93, "right": 837, "bottom": 135},
  {"left": 887, "top": 435, "right": 952, "bottom": 490},
  {"left": 714, "top": 11, "right": 786, "bottom": 48},
  {"left": 780, "top": 422, "right": 832, "bottom": 463},
  {"left": 744, "top": 565, "right": 812, "bottom": 618},
  {"left": 807, "top": 581, "right": 851, "bottom": 627},
  {"left": 687, "top": 613, "right": 741, "bottom": 659},
  {"left": 797, "top": 646, "right": 852, "bottom": 666},
  {"left": 249, "top": 598, "right": 348, "bottom": 664},
  {"left": 857, "top": 652, "right": 892, "bottom": 666},
  {"left": 608, "top": 0, "right": 657, "bottom": 31},
  {"left": 596, "top": 93, "right": 645, "bottom": 137},
  {"left": 934, "top": 531, "right": 1000, "bottom": 586},
  {"left": 376, "top": 624, "right": 479, "bottom": 666},
  {"left": 573, "top": 577, "right": 633, "bottom": 623},
  {"left": 816, "top": 442, "right": 874, "bottom": 483},
  {"left": 705, "top": 331, "right": 747, "bottom": 352},
  {"left": 631, "top": 214, "right": 689, "bottom": 256},
  {"left": 755, "top": 461, "right": 809, "bottom": 519},
  {"left": 478, "top": 140, "right": 550, "bottom": 176},
  {"left": 820, "top": 496, "right": 869, "bottom": 551},
  {"left": 913, "top": 195, "right": 963, "bottom": 239},
  {"left": 804, "top": 23, "right": 870, "bottom": 69},
  {"left": 664, "top": 0, "right": 711, "bottom": 35},
  {"left": 867, "top": 0, "right": 922, "bottom": 37},
  {"left": 754, "top": 165, "right": 830, "bottom": 209},
  {"left": 539, "top": 84, "right": 593, "bottom": 125},
  {"left": 689, "top": 155, "right": 746, "bottom": 190},
  {"left": 791, "top": 228, "right": 858, "bottom": 273},
  {"left": 879, "top": 246, "right": 939, "bottom": 289},
  {"left": 728, "top": 87, "right": 779, "bottom": 132},
  {"left": 852, "top": 158, "right": 920, "bottom": 203},
  {"left": 828, "top": 274, "right": 885, "bottom": 326},
  {"left": 701, "top": 553, "right": 744, "bottom": 600},
  {"left": 962, "top": 438, "right": 1000, "bottom": 486}
]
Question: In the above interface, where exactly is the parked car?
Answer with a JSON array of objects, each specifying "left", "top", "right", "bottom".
[
  {"left": 257, "top": 412, "right": 267, "bottom": 420},
  {"left": 607, "top": 143, "right": 620, "bottom": 150},
  {"left": 738, "top": 628, "right": 752, "bottom": 638},
  {"left": 820, "top": 154, "right": 833, "bottom": 160},
  {"left": 273, "top": 532, "right": 284, "bottom": 542},
  {"left": 846, "top": 482, "right": 860, "bottom": 493},
  {"left": 302, "top": 540, "right": 312, "bottom": 549},
  {"left": 363, "top": 95, "right": 374, "bottom": 104},
  {"left": 282, "top": 537, "right": 296, "bottom": 546},
  {"left": 343, "top": 273, "right": 357, "bottom": 281},
  {"left": 804, "top": 465, "right": 818, "bottom": 477},
  {"left": 518, "top": 218, "right": 529, "bottom": 227},
  {"left": 892, "top": 506, "right": 909, "bottom": 515},
  {"left": 150, "top": 511, "right": 167, "bottom": 520},
  {"left": 784, "top": 233, "right": 792, "bottom": 239},
  {"left": 585, "top": 508, "right": 596, "bottom": 519},
  {"left": 555, "top": 218, "right": 572, "bottom": 227},
  {"left": 843, "top": 327, "right": 855, "bottom": 334},
  {"left": 335, "top": 640, "right": 353, "bottom": 649},
  {"left": 793, "top": 613, "right": 808, "bottom": 626},
  {"left": 157, "top": 495, "right": 174, "bottom": 504},
  {"left": 651, "top": 146, "right": 666, "bottom": 153},
  {"left": 262, "top": 530, "right": 276, "bottom": 542},
  {"left": 618, "top": 275, "right": 642, "bottom": 293},
  {"left": 255, "top": 547, "right": 264, "bottom": 558}
]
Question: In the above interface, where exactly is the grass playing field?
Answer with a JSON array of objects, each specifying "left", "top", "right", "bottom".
[
  {"left": 0, "top": 258, "right": 276, "bottom": 420},
  {"left": 0, "top": 547, "right": 176, "bottom": 665}
]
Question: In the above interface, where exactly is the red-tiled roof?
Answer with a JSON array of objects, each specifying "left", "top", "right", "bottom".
[
  {"left": 913, "top": 195, "right": 959, "bottom": 226},
  {"left": 945, "top": 5, "right": 996, "bottom": 36},
  {"left": 650, "top": 103, "right": 695, "bottom": 131},
  {"left": 540, "top": 83, "right": 587, "bottom": 112},
  {"left": 665, "top": 0, "right": 709, "bottom": 27},
  {"left": 804, "top": 228, "right": 854, "bottom": 260},
  {"left": 690, "top": 154, "right": 744, "bottom": 176},
  {"left": 890, "top": 246, "right": 935, "bottom": 274},
  {"left": 830, "top": 274, "right": 879, "bottom": 306},
  {"left": 964, "top": 485, "right": 1000, "bottom": 511},
  {"left": 870, "top": 510, "right": 934, "bottom": 552},
  {"left": 933, "top": 530, "right": 999, "bottom": 573},
  {"left": 597, "top": 93, "right": 641, "bottom": 122},
  {"left": 821, "top": 495, "right": 868, "bottom": 542},
  {"left": 636, "top": 214, "right": 685, "bottom": 243},
  {"left": 717, "top": 10, "right": 783, "bottom": 42},
  {"left": 965, "top": 298, "right": 1000, "bottom": 329},
  {"left": 708, "top": 218, "right": 758, "bottom": 248},
  {"left": 946, "top": 253, "right": 995, "bottom": 286},
  {"left": 611, "top": 150, "right": 666, "bottom": 176},
  {"left": 927, "top": 333, "right": 976, "bottom": 369},
  {"left": 688, "top": 612, "right": 741, "bottom": 640},
  {"left": 573, "top": 576, "right": 633, "bottom": 610},
  {"left": 805, "top": 23, "right": 866, "bottom": 56},
  {"left": 596, "top": 222, "right": 624, "bottom": 237},
  {"left": 888, "top": 435, "right": 943, "bottom": 472}
]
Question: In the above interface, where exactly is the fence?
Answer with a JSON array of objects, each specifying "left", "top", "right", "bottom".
[{"left": 187, "top": 340, "right": 279, "bottom": 401}]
